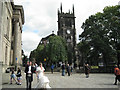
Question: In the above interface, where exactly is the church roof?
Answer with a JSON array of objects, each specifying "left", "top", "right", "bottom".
[{"left": 41, "top": 34, "right": 55, "bottom": 41}]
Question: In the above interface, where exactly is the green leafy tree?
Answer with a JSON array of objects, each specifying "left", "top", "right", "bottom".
[
  {"left": 29, "top": 49, "right": 37, "bottom": 61},
  {"left": 103, "top": 6, "right": 120, "bottom": 66},
  {"left": 79, "top": 5, "right": 119, "bottom": 66},
  {"left": 30, "top": 35, "right": 68, "bottom": 65},
  {"left": 46, "top": 36, "right": 68, "bottom": 63},
  {"left": 36, "top": 44, "right": 45, "bottom": 63},
  {"left": 29, "top": 44, "right": 45, "bottom": 63},
  {"left": 77, "top": 41, "right": 90, "bottom": 65}
]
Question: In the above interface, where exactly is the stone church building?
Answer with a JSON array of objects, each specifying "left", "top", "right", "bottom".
[
  {"left": 0, "top": 0, "right": 25, "bottom": 72},
  {"left": 57, "top": 4, "right": 77, "bottom": 65}
]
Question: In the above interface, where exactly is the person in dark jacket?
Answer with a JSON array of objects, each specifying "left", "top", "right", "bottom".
[
  {"left": 66, "top": 64, "right": 70, "bottom": 76},
  {"left": 84, "top": 63, "right": 90, "bottom": 78},
  {"left": 16, "top": 67, "right": 22, "bottom": 85},
  {"left": 25, "top": 61, "right": 34, "bottom": 90},
  {"left": 61, "top": 63, "right": 65, "bottom": 76},
  {"left": 51, "top": 64, "right": 54, "bottom": 74}
]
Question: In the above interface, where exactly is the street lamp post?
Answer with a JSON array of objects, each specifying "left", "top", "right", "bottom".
[{"left": 15, "top": 57, "right": 17, "bottom": 71}]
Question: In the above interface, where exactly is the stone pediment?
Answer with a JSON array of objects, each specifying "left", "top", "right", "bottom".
[{"left": 13, "top": 5, "right": 25, "bottom": 24}]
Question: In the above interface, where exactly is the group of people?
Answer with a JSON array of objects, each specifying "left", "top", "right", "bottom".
[
  {"left": 10, "top": 61, "right": 120, "bottom": 89},
  {"left": 10, "top": 67, "right": 22, "bottom": 85},
  {"left": 10, "top": 61, "right": 51, "bottom": 89},
  {"left": 10, "top": 62, "right": 91, "bottom": 89},
  {"left": 61, "top": 63, "right": 73, "bottom": 76},
  {"left": 25, "top": 61, "right": 51, "bottom": 89}
]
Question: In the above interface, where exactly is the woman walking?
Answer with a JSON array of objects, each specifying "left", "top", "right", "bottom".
[{"left": 35, "top": 62, "right": 51, "bottom": 88}]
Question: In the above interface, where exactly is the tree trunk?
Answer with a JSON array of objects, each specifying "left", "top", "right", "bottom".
[
  {"left": 116, "top": 43, "right": 120, "bottom": 68},
  {"left": 117, "top": 52, "right": 120, "bottom": 68}
]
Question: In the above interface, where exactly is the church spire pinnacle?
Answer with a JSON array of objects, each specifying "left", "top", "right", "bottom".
[
  {"left": 60, "top": 3, "right": 62, "bottom": 13},
  {"left": 72, "top": 4, "right": 74, "bottom": 15},
  {"left": 58, "top": 8, "right": 60, "bottom": 14}
]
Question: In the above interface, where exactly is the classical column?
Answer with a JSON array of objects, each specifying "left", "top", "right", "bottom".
[
  {"left": 0, "top": 0, "right": 3, "bottom": 63},
  {"left": 19, "top": 29, "right": 22, "bottom": 65},
  {"left": 18, "top": 26, "right": 22, "bottom": 66},
  {"left": 0, "top": 1, "right": 3, "bottom": 89},
  {"left": 13, "top": 19, "right": 19, "bottom": 70}
]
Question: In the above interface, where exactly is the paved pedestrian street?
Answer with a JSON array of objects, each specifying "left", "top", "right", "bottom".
[{"left": 2, "top": 71, "right": 119, "bottom": 89}]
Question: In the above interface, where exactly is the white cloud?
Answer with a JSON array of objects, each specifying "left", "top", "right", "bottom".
[
  {"left": 14, "top": 0, "right": 119, "bottom": 56},
  {"left": 22, "top": 31, "right": 42, "bottom": 56}
]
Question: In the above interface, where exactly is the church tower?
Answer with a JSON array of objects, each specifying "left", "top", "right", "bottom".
[{"left": 57, "top": 4, "right": 76, "bottom": 65}]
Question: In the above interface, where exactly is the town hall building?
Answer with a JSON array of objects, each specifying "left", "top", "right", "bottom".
[{"left": 0, "top": 0, "right": 25, "bottom": 72}]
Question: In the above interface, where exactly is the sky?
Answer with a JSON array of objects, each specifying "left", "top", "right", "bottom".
[{"left": 14, "top": 0, "right": 120, "bottom": 57}]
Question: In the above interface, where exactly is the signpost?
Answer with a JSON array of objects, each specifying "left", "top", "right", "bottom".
[{"left": 15, "top": 58, "right": 17, "bottom": 71}]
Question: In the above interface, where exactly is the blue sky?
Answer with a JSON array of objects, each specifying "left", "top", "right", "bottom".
[{"left": 14, "top": 0, "right": 120, "bottom": 56}]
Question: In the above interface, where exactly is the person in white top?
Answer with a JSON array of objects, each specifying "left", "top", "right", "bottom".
[{"left": 35, "top": 62, "right": 51, "bottom": 88}]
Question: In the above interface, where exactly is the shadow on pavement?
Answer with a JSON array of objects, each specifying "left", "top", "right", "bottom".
[{"left": 2, "top": 83, "right": 9, "bottom": 85}]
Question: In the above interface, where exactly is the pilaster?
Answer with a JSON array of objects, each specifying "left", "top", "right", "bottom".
[
  {"left": 13, "top": 18, "right": 19, "bottom": 70},
  {"left": 0, "top": 0, "right": 3, "bottom": 89}
]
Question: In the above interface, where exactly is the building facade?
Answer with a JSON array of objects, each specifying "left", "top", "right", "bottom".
[
  {"left": 57, "top": 4, "right": 77, "bottom": 65},
  {"left": 39, "top": 33, "right": 55, "bottom": 46},
  {"left": 0, "top": 0, "right": 24, "bottom": 72}
]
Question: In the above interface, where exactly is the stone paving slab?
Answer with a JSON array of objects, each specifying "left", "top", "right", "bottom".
[{"left": 2, "top": 71, "right": 119, "bottom": 89}]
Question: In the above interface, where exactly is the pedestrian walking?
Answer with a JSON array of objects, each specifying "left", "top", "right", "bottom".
[
  {"left": 70, "top": 64, "right": 73, "bottom": 75},
  {"left": 84, "top": 63, "right": 90, "bottom": 78},
  {"left": 16, "top": 67, "right": 22, "bottom": 85},
  {"left": 10, "top": 68, "right": 17, "bottom": 84},
  {"left": 51, "top": 64, "right": 54, "bottom": 74},
  {"left": 25, "top": 61, "right": 34, "bottom": 90},
  {"left": 61, "top": 63, "right": 65, "bottom": 76},
  {"left": 66, "top": 64, "right": 70, "bottom": 76},
  {"left": 114, "top": 65, "right": 120, "bottom": 85}
]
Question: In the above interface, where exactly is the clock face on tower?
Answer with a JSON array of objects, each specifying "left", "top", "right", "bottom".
[{"left": 67, "top": 29, "right": 70, "bottom": 34}]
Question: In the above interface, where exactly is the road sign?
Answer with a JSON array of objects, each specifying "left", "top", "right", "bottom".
[{"left": 44, "top": 58, "right": 46, "bottom": 61}]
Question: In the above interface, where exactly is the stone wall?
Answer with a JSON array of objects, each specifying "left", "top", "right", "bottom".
[
  {"left": 2, "top": 2, "right": 13, "bottom": 67},
  {"left": 0, "top": 1, "right": 24, "bottom": 72}
]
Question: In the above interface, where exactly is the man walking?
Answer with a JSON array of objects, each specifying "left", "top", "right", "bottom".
[
  {"left": 25, "top": 61, "right": 34, "bottom": 90},
  {"left": 61, "top": 63, "right": 65, "bottom": 76},
  {"left": 51, "top": 64, "right": 54, "bottom": 74},
  {"left": 84, "top": 63, "right": 90, "bottom": 78},
  {"left": 114, "top": 65, "right": 120, "bottom": 85},
  {"left": 66, "top": 64, "right": 70, "bottom": 76}
]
